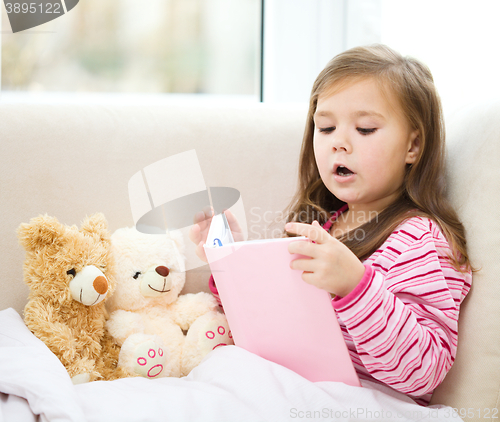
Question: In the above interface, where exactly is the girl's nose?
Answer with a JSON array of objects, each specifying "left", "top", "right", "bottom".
[
  {"left": 331, "top": 129, "right": 351, "bottom": 153},
  {"left": 332, "top": 144, "right": 348, "bottom": 152}
]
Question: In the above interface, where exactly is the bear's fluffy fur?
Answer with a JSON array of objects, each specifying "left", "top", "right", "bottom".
[
  {"left": 17, "top": 213, "right": 127, "bottom": 383},
  {"left": 106, "top": 227, "right": 233, "bottom": 378}
]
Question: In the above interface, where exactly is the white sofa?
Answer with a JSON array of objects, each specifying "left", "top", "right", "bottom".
[{"left": 0, "top": 99, "right": 498, "bottom": 421}]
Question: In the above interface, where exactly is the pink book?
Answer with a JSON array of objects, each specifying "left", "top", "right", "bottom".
[{"left": 204, "top": 236, "right": 360, "bottom": 386}]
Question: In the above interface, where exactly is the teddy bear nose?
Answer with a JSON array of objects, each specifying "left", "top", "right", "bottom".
[
  {"left": 155, "top": 266, "right": 170, "bottom": 277},
  {"left": 93, "top": 276, "right": 108, "bottom": 295}
]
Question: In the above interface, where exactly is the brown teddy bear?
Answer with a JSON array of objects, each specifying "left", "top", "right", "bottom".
[{"left": 17, "top": 213, "right": 127, "bottom": 383}]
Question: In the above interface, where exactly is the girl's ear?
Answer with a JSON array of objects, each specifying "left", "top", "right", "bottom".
[{"left": 405, "top": 130, "right": 421, "bottom": 164}]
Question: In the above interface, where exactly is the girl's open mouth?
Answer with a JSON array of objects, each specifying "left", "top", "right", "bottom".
[
  {"left": 336, "top": 165, "right": 354, "bottom": 177},
  {"left": 333, "top": 164, "right": 356, "bottom": 183}
]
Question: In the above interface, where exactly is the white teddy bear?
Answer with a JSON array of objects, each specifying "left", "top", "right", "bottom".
[{"left": 105, "top": 227, "right": 233, "bottom": 378}]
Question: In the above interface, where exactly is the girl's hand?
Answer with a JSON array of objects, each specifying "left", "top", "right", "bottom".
[
  {"left": 188, "top": 207, "right": 244, "bottom": 263},
  {"left": 285, "top": 220, "right": 365, "bottom": 297}
]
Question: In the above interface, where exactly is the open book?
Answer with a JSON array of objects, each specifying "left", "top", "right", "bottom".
[{"left": 204, "top": 225, "right": 360, "bottom": 386}]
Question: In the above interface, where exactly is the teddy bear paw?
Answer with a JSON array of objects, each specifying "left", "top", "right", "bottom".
[
  {"left": 133, "top": 340, "right": 167, "bottom": 379},
  {"left": 71, "top": 373, "right": 91, "bottom": 385},
  {"left": 181, "top": 312, "right": 234, "bottom": 375},
  {"left": 202, "top": 323, "right": 233, "bottom": 352},
  {"left": 189, "top": 312, "right": 234, "bottom": 355}
]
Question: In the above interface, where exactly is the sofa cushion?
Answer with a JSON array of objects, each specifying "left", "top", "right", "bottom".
[
  {"left": 0, "top": 102, "right": 307, "bottom": 314},
  {"left": 430, "top": 101, "right": 500, "bottom": 417}
]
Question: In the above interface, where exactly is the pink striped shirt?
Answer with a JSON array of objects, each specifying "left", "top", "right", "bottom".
[{"left": 208, "top": 206, "right": 471, "bottom": 406}]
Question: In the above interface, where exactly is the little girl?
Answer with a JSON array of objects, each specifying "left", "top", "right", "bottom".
[{"left": 189, "top": 44, "right": 472, "bottom": 407}]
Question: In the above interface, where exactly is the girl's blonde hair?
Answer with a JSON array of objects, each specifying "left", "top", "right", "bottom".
[{"left": 282, "top": 44, "right": 472, "bottom": 273}]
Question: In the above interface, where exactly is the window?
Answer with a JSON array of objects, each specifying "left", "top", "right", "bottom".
[
  {"left": 264, "top": 0, "right": 500, "bottom": 115},
  {"left": 262, "top": 0, "right": 380, "bottom": 103},
  {"left": 1, "top": 0, "right": 261, "bottom": 99},
  {"left": 2, "top": 0, "right": 499, "bottom": 113},
  {"left": 380, "top": 0, "right": 500, "bottom": 117}
]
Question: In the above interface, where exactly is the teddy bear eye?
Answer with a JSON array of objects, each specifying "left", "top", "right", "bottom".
[
  {"left": 132, "top": 271, "right": 141, "bottom": 280},
  {"left": 67, "top": 268, "right": 76, "bottom": 278}
]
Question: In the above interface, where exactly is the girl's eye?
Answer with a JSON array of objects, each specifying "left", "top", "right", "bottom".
[
  {"left": 318, "top": 126, "right": 335, "bottom": 133},
  {"left": 67, "top": 268, "right": 76, "bottom": 278},
  {"left": 357, "top": 128, "right": 377, "bottom": 135},
  {"left": 133, "top": 271, "right": 141, "bottom": 280}
]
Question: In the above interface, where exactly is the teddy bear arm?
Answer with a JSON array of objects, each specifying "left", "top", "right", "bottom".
[
  {"left": 169, "top": 292, "right": 219, "bottom": 330},
  {"left": 95, "top": 329, "right": 129, "bottom": 381},
  {"left": 29, "top": 316, "right": 102, "bottom": 381},
  {"left": 24, "top": 303, "right": 79, "bottom": 363},
  {"left": 106, "top": 309, "right": 145, "bottom": 345},
  {"left": 66, "top": 357, "right": 101, "bottom": 381}
]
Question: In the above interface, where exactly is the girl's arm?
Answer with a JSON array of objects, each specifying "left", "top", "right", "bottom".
[
  {"left": 332, "top": 218, "right": 471, "bottom": 399},
  {"left": 208, "top": 274, "right": 224, "bottom": 311}
]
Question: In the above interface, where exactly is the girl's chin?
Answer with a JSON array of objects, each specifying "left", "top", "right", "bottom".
[{"left": 328, "top": 189, "right": 359, "bottom": 204}]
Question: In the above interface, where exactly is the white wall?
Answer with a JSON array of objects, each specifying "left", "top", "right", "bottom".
[
  {"left": 381, "top": 0, "right": 500, "bottom": 118},
  {"left": 263, "top": 0, "right": 382, "bottom": 103},
  {"left": 264, "top": 0, "right": 500, "bottom": 118},
  {"left": 263, "top": 0, "right": 345, "bottom": 103}
]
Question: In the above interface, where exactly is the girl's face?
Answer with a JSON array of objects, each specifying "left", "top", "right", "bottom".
[{"left": 313, "top": 77, "right": 420, "bottom": 215}]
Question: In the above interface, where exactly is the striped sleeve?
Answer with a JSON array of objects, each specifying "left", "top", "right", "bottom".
[
  {"left": 208, "top": 274, "right": 224, "bottom": 311},
  {"left": 332, "top": 217, "right": 471, "bottom": 400}
]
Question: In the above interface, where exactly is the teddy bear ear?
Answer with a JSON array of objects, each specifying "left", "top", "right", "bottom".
[
  {"left": 167, "top": 229, "right": 185, "bottom": 255},
  {"left": 17, "top": 215, "right": 66, "bottom": 252},
  {"left": 80, "top": 213, "right": 111, "bottom": 243}
]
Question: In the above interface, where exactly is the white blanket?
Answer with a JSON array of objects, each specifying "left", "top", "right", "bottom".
[{"left": 0, "top": 308, "right": 463, "bottom": 422}]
